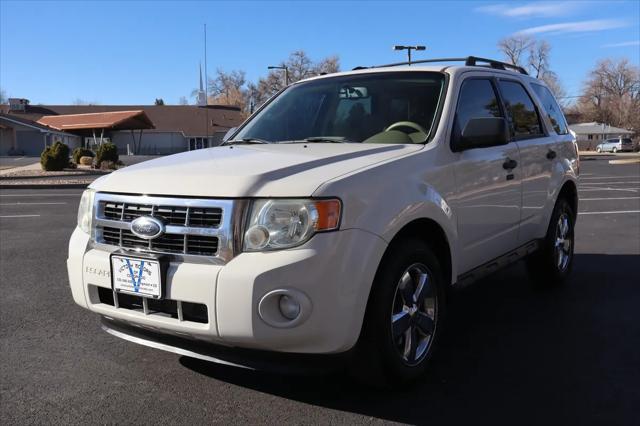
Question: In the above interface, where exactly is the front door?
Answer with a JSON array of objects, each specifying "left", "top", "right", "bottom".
[{"left": 451, "top": 76, "right": 523, "bottom": 274}]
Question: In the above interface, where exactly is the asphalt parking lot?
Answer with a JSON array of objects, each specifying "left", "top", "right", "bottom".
[{"left": 1, "top": 156, "right": 638, "bottom": 425}]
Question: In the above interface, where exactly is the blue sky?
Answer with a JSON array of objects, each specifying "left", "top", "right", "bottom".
[{"left": 1, "top": 0, "right": 638, "bottom": 105}]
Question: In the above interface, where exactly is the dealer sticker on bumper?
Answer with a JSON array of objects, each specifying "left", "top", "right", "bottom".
[{"left": 111, "top": 255, "right": 162, "bottom": 298}]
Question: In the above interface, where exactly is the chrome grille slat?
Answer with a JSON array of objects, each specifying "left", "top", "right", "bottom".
[{"left": 92, "top": 193, "right": 236, "bottom": 264}]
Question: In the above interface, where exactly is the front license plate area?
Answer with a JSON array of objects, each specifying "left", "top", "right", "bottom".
[{"left": 111, "top": 254, "right": 165, "bottom": 299}]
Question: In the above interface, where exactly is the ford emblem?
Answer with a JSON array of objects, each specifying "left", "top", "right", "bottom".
[{"left": 130, "top": 216, "right": 164, "bottom": 240}]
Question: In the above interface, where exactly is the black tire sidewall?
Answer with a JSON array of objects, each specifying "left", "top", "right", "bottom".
[
  {"left": 358, "top": 239, "right": 446, "bottom": 384},
  {"left": 530, "top": 198, "right": 575, "bottom": 285}
]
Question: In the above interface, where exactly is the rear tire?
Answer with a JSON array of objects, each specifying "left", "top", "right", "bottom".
[
  {"left": 526, "top": 198, "right": 575, "bottom": 287},
  {"left": 613, "top": 147, "right": 618, "bottom": 153},
  {"left": 352, "top": 239, "right": 446, "bottom": 386}
]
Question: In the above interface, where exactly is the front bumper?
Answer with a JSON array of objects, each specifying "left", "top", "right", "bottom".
[
  {"left": 68, "top": 226, "right": 387, "bottom": 354},
  {"left": 101, "top": 317, "right": 352, "bottom": 374}
]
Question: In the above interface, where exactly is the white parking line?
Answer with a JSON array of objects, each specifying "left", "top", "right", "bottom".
[
  {"left": 0, "top": 202, "right": 68, "bottom": 206},
  {"left": 580, "top": 176, "right": 640, "bottom": 180},
  {"left": 579, "top": 181, "right": 640, "bottom": 185},
  {"left": 580, "top": 197, "right": 640, "bottom": 201},
  {"left": 579, "top": 188, "right": 639, "bottom": 193},
  {"left": 0, "top": 193, "right": 82, "bottom": 197},
  {"left": 0, "top": 214, "right": 41, "bottom": 218},
  {"left": 579, "top": 210, "right": 640, "bottom": 215}
]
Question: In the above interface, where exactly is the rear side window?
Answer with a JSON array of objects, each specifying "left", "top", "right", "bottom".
[
  {"left": 454, "top": 79, "right": 502, "bottom": 141},
  {"left": 531, "top": 83, "right": 568, "bottom": 135},
  {"left": 498, "top": 80, "right": 543, "bottom": 138}
]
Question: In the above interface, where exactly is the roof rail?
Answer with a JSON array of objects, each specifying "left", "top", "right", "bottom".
[{"left": 353, "top": 56, "right": 529, "bottom": 75}]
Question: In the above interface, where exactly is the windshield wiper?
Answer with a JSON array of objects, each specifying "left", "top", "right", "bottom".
[
  {"left": 226, "top": 137, "right": 271, "bottom": 145},
  {"left": 301, "top": 136, "right": 352, "bottom": 143}
]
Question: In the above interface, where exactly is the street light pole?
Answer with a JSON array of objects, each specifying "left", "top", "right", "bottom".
[
  {"left": 393, "top": 45, "right": 426, "bottom": 65},
  {"left": 268, "top": 65, "right": 289, "bottom": 86}
]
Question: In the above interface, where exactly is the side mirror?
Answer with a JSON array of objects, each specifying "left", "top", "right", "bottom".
[
  {"left": 454, "top": 117, "right": 509, "bottom": 151},
  {"left": 222, "top": 127, "right": 237, "bottom": 143}
]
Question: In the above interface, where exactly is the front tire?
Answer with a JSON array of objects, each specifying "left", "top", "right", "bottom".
[
  {"left": 596, "top": 147, "right": 602, "bottom": 153},
  {"left": 613, "top": 147, "right": 618, "bottom": 153},
  {"left": 353, "top": 239, "right": 445, "bottom": 386},
  {"left": 527, "top": 198, "right": 575, "bottom": 287}
]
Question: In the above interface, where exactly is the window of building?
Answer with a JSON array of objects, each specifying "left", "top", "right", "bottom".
[
  {"left": 189, "top": 137, "right": 208, "bottom": 150},
  {"left": 498, "top": 80, "right": 543, "bottom": 139}
]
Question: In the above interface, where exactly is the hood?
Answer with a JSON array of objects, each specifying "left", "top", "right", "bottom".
[{"left": 90, "top": 143, "right": 422, "bottom": 197}]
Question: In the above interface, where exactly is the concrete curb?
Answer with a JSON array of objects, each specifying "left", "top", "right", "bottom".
[{"left": 0, "top": 183, "right": 89, "bottom": 190}]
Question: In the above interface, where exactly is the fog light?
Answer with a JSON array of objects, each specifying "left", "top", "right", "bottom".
[{"left": 278, "top": 295, "right": 301, "bottom": 320}]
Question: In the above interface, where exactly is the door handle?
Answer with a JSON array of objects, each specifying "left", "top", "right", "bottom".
[
  {"left": 546, "top": 149, "right": 557, "bottom": 160},
  {"left": 503, "top": 158, "right": 518, "bottom": 170}
]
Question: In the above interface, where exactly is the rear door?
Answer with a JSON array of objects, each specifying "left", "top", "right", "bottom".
[
  {"left": 451, "top": 76, "right": 523, "bottom": 273},
  {"left": 498, "top": 80, "right": 561, "bottom": 244}
]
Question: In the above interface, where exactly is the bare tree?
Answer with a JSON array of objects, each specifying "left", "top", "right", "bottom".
[
  {"left": 203, "top": 69, "right": 248, "bottom": 110},
  {"left": 314, "top": 55, "right": 340, "bottom": 75},
  {"left": 286, "top": 50, "right": 315, "bottom": 82},
  {"left": 528, "top": 40, "right": 551, "bottom": 78},
  {"left": 0, "top": 88, "right": 7, "bottom": 104},
  {"left": 72, "top": 98, "right": 99, "bottom": 105},
  {"left": 178, "top": 96, "right": 189, "bottom": 105},
  {"left": 541, "top": 72, "right": 568, "bottom": 107},
  {"left": 498, "top": 35, "right": 533, "bottom": 66},
  {"left": 247, "top": 51, "right": 341, "bottom": 111},
  {"left": 577, "top": 58, "right": 640, "bottom": 130}
]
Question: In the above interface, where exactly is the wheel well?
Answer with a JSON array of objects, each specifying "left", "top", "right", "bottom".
[
  {"left": 558, "top": 180, "right": 578, "bottom": 220},
  {"left": 389, "top": 219, "right": 452, "bottom": 286}
]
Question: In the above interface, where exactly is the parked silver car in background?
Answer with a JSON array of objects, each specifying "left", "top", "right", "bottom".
[{"left": 596, "top": 138, "right": 634, "bottom": 153}]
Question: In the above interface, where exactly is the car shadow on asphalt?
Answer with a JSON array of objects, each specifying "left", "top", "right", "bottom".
[{"left": 180, "top": 254, "right": 640, "bottom": 425}]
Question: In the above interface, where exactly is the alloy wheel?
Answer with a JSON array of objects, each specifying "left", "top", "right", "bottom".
[
  {"left": 554, "top": 213, "right": 572, "bottom": 271},
  {"left": 390, "top": 263, "right": 437, "bottom": 366}
]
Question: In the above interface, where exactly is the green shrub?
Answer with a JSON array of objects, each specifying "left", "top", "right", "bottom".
[
  {"left": 40, "top": 141, "right": 70, "bottom": 171},
  {"left": 95, "top": 142, "right": 119, "bottom": 167},
  {"left": 72, "top": 147, "right": 94, "bottom": 164}
]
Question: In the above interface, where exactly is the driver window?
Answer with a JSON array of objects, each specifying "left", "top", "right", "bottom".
[{"left": 453, "top": 79, "right": 503, "bottom": 144}]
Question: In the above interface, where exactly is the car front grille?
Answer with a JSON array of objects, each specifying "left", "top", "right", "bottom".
[
  {"left": 101, "top": 201, "right": 222, "bottom": 228},
  {"left": 101, "top": 226, "right": 219, "bottom": 256},
  {"left": 93, "top": 193, "right": 236, "bottom": 263}
]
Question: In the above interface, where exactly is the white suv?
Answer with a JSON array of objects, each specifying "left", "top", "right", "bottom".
[{"left": 68, "top": 57, "right": 579, "bottom": 384}]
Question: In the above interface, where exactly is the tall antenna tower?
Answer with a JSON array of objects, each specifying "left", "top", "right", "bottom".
[{"left": 204, "top": 23, "right": 209, "bottom": 147}]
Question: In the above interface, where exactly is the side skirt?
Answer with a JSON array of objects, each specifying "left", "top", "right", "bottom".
[{"left": 455, "top": 240, "right": 540, "bottom": 288}]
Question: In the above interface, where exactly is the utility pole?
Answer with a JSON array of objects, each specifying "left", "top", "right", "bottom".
[
  {"left": 204, "top": 23, "right": 209, "bottom": 148},
  {"left": 393, "top": 45, "right": 426, "bottom": 65},
  {"left": 268, "top": 65, "right": 289, "bottom": 86}
]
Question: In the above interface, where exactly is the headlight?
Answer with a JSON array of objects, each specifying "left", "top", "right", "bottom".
[
  {"left": 77, "top": 189, "right": 95, "bottom": 234},
  {"left": 243, "top": 198, "right": 341, "bottom": 251}
]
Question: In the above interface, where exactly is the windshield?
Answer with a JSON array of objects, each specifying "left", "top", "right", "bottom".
[{"left": 233, "top": 72, "right": 445, "bottom": 144}]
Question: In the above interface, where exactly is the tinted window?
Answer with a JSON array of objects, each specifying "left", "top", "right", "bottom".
[
  {"left": 531, "top": 83, "right": 568, "bottom": 135},
  {"left": 498, "top": 81, "right": 543, "bottom": 138},
  {"left": 454, "top": 79, "right": 502, "bottom": 141}
]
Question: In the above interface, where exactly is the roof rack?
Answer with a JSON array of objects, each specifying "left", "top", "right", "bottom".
[{"left": 353, "top": 56, "right": 528, "bottom": 75}]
